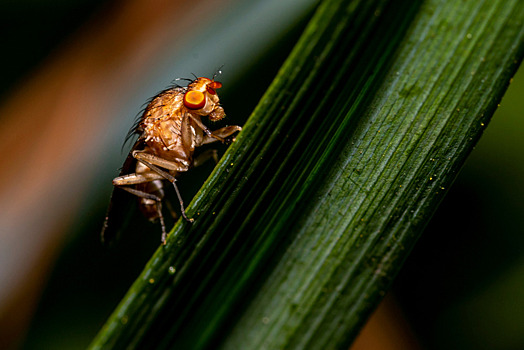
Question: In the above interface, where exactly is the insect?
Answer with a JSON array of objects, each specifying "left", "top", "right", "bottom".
[{"left": 102, "top": 75, "right": 242, "bottom": 245}]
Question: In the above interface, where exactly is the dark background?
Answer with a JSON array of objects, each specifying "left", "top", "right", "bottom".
[{"left": 1, "top": 0, "right": 522, "bottom": 349}]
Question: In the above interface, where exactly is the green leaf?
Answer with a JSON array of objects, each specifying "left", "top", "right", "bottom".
[{"left": 90, "top": 0, "right": 524, "bottom": 349}]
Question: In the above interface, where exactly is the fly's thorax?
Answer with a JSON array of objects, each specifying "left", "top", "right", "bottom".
[
  {"left": 140, "top": 87, "right": 186, "bottom": 143},
  {"left": 144, "top": 88, "right": 185, "bottom": 121},
  {"left": 143, "top": 116, "right": 182, "bottom": 144}
]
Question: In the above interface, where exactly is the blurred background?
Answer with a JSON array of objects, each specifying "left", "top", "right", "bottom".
[{"left": 0, "top": 0, "right": 522, "bottom": 349}]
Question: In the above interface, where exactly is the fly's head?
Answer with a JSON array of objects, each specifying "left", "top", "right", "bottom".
[{"left": 183, "top": 77, "right": 226, "bottom": 121}]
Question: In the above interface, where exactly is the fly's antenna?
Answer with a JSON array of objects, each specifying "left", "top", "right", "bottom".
[{"left": 213, "top": 65, "right": 224, "bottom": 80}]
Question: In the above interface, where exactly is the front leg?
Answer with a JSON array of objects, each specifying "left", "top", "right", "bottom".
[
  {"left": 202, "top": 125, "right": 242, "bottom": 145},
  {"left": 189, "top": 115, "right": 242, "bottom": 143},
  {"left": 188, "top": 114, "right": 222, "bottom": 141}
]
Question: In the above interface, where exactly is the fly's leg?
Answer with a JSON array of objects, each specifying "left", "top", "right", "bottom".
[
  {"left": 160, "top": 149, "right": 218, "bottom": 222},
  {"left": 113, "top": 172, "right": 164, "bottom": 186},
  {"left": 156, "top": 202, "right": 167, "bottom": 245},
  {"left": 132, "top": 151, "right": 190, "bottom": 172},
  {"left": 188, "top": 115, "right": 224, "bottom": 142},
  {"left": 202, "top": 125, "right": 242, "bottom": 145},
  {"left": 189, "top": 116, "right": 242, "bottom": 143},
  {"left": 113, "top": 173, "right": 164, "bottom": 202},
  {"left": 112, "top": 182, "right": 168, "bottom": 244},
  {"left": 124, "top": 187, "right": 167, "bottom": 245},
  {"left": 133, "top": 151, "right": 194, "bottom": 223},
  {"left": 117, "top": 186, "right": 162, "bottom": 201}
]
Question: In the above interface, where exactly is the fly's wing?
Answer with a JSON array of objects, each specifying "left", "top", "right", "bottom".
[{"left": 101, "top": 140, "right": 143, "bottom": 246}]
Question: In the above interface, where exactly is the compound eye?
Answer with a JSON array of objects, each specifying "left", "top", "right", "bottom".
[
  {"left": 206, "top": 81, "right": 222, "bottom": 95},
  {"left": 184, "top": 90, "right": 206, "bottom": 109}
]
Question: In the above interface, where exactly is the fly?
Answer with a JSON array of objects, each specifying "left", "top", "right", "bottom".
[{"left": 101, "top": 75, "right": 242, "bottom": 245}]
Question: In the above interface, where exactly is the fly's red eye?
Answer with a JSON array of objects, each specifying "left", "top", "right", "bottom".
[
  {"left": 210, "top": 81, "right": 222, "bottom": 89},
  {"left": 206, "top": 81, "right": 222, "bottom": 95},
  {"left": 184, "top": 91, "right": 205, "bottom": 109}
]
